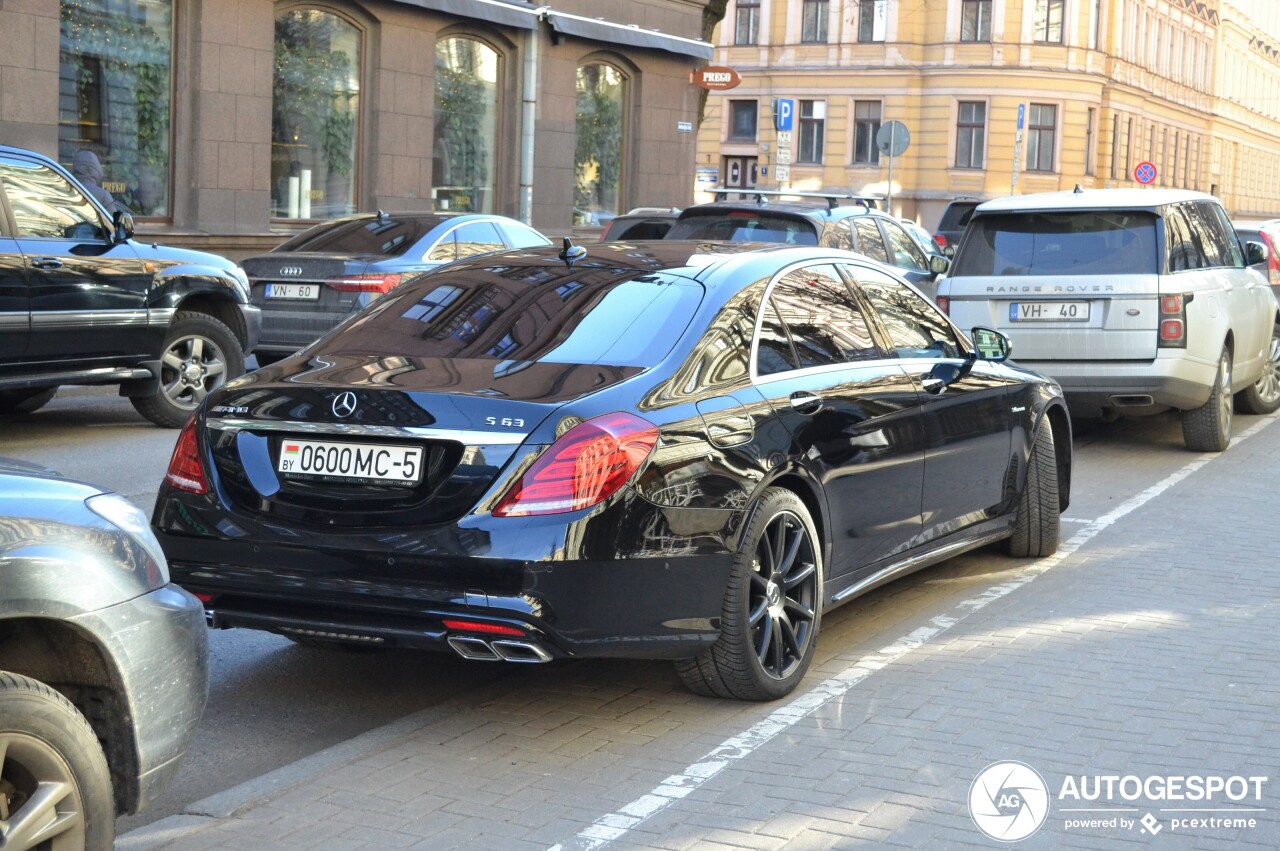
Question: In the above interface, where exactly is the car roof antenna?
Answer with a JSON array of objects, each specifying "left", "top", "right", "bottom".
[{"left": 559, "top": 236, "right": 587, "bottom": 269}]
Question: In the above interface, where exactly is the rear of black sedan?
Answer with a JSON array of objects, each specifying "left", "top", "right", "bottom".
[{"left": 154, "top": 241, "right": 1071, "bottom": 700}]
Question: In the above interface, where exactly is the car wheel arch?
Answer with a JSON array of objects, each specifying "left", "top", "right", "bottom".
[
  {"left": 172, "top": 291, "right": 251, "bottom": 350},
  {"left": 0, "top": 615, "right": 141, "bottom": 814},
  {"left": 740, "top": 469, "right": 830, "bottom": 580},
  {"left": 1042, "top": 403, "right": 1073, "bottom": 513}
]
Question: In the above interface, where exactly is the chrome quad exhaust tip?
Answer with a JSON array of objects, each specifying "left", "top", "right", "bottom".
[{"left": 446, "top": 635, "right": 552, "bottom": 663}]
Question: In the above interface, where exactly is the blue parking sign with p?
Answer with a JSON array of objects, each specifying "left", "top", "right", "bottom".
[{"left": 775, "top": 98, "right": 794, "bottom": 131}]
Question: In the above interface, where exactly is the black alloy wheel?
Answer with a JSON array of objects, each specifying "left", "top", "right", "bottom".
[{"left": 677, "top": 488, "right": 823, "bottom": 701}]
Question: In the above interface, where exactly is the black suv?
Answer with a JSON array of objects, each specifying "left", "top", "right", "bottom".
[
  {"left": 0, "top": 145, "right": 259, "bottom": 426},
  {"left": 932, "top": 196, "right": 984, "bottom": 256},
  {"left": 665, "top": 190, "right": 950, "bottom": 297}
]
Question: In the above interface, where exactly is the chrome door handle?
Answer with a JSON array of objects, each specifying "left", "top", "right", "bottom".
[
  {"left": 789, "top": 391, "right": 822, "bottom": 414},
  {"left": 31, "top": 257, "right": 64, "bottom": 270}
]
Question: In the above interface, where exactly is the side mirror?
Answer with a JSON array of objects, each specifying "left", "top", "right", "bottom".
[
  {"left": 1245, "top": 240, "right": 1269, "bottom": 266},
  {"left": 929, "top": 254, "right": 950, "bottom": 276},
  {"left": 112, "top": 209, "right": 135, "bottom": 242},
  {"left": 970, "top": 326, "right": 1011, "bottom": 362}
]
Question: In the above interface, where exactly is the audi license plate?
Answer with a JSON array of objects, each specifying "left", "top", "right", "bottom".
[
  {"left": 266, "top": 283, "right": 319, "bottom": 300},
  {"left": 277, "top": 439, "right": 423, "bottom": 486},
  {"left": 1010, "top": 301, "right": 1091, "bottom": 321}
]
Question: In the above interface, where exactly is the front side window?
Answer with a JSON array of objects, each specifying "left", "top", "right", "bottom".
[
  {"left": 0, "top": 158, "right": 106, "bottom": 240},
  {"left": 435, "top": 37, "right": 499, "bottom": 214},
  {"left": 576, "top": 63, "right": 626, "bottom": 226},
  {"left": 956, "top": 101, "right": 986, "bottom": 168},
  {"left": 858, "top": 0, "right": 887, "bottom": 43},
  {"left": 797, "top": 101, "right": 825, "bottom": 164},
  {"left": 735, "top": 0, "right": 760, "bottom": 45},
  {"left": 273, "top": 10, "right": 361, "bottom": 220},
  {"left": 880, "top": 221, "right": 929, "bottom": 272},
  {"left": 765, "top": 265, "right": 879, "bottom": 369},
  {"left": 955, "top": 211, "right": 1159, "bottom": 276},
  {"left": 1026, "top": 104, "right": 1057, "bottom": 172},
  {"left": 802, "top": 0, "right": 829, "bottom": 43},
  {"left": 961, "top": 0, "right": 991, "bottom": 42},
  {"left": 1034, "top": 0, "right": 1065, "bottom": 43},
  {"left": 59, "top": 0, "right": 173, "bottom": 217},
  {"left": 854, "top": 101, "right": 882, "bottom": 165},
  {"left": 728, "top": 100, "right": 759, "bottom": 142},
  {"left": 850, "top": 267, "right": 961, "bottom": 359}
]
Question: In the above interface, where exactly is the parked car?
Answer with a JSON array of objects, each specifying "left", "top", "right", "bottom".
[
  {"left": 0, "top": 145, "right": 259, "bottom": 427},
  {"left": 937, "top": 188, "right": 1280, "bottom": 451},
  {"left": 244, "top": 212, "right": 551, "bottom": 364},
  {"left": 933, "top": 196, "right": 984, "bottom": 255},
  {"left": 900, "top": 217, "right": 949, "bottom": 263},
  {"left": 1, "top": 457, "right": 208, "bottom": 848},
  {"left": 662, "top": 191, "right": 950, "bottom": 298},
  {"left": 598, "top": 207, "right": 681, "bottom": 241},
  {"left": 153, "top": 240, "right": 1071, "bottom": 701},
  {"left": 1233, "top": 218, "right": 1280, "bottom": 301}
]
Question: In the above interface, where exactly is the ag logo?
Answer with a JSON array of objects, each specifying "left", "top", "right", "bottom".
[{"left": 969, "top": 761, "right": 1049, "bottom": 842}]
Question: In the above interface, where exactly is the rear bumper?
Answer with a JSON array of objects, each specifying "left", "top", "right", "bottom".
[{"left": 1014, "top": 354, "right": 1216, "bottom": 415}]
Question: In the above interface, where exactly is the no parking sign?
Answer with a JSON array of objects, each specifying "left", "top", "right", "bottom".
[{"left": 1134, "top": 161, "right": 1157, "bottom": 184}]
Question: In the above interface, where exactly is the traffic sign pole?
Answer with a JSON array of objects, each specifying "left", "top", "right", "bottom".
[{"left": 886, "top": 123, "right": 895, "bottom": 212}]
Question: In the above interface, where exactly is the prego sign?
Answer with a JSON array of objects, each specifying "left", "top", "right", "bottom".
[{"left": 692, "top": 66, "right": 741, "bottom": 91}]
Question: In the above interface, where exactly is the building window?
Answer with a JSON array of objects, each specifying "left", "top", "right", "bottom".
[
  {"left": 955, "top": 102, "right": 986, "bottom": 168},
  {"left": 1026, "top": 103, "right": 1057, "bottom": 172},
  {"left": 802, "top": 0, "right": 829, "bottom": 43},
  {"left": 960, "top": 0, "right": 991, "bottom": 42},
  {"left": 854, "top": 100, "right": 881, "bottom": 165},
  {"left": 728, "top": 100, "right": 758, "bottom": 141},
  {"left": 735, "top": 0, "right": 760, "bottom": 46},
  {"left": 434, "top": 37, "right": 499, "bottom": 214},
  {"left": 797, "top": 100, "right": 825, "bottom": 164},
  {"left": 59, "top": 0, "right": 173, "bottom": 217},
  {"left": 273, "top": 10, "right": 361, "bottom": 219},
  {"left": 1034, "top": 0, "right": 1064, "bottom": 43},
  {"left": 858, "top": 0, "right": 887, "bottom": 42},
  {"left": 576, "top": 63, "right": 626, "bottom": 224}
]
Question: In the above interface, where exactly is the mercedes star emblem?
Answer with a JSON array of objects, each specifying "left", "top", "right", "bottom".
[{"left": 332, "top": 391, "right": 358, "bottom": 418}]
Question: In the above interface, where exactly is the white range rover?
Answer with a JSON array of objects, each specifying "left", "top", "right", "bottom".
[{"left": 936, "top": 188, "right": 1280, "bottom": 451}]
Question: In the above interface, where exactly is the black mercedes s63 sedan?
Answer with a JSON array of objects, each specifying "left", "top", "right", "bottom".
[{"left": 152, "top": 241, "right": 1072, "bottom": 700}]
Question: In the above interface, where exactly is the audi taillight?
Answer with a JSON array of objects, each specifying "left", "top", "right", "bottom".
[
  {"left": 1158, "top": 293, "right": 1190, "bottom": 349},
  {"left": 165, "top": 416, "right": 208, "bottom": 494},
  {"left": 493, "top": 413, "right": 659, "bottom": 517},
  {"left": 327, "top": 273, "right": 402, "bottom": 294}
]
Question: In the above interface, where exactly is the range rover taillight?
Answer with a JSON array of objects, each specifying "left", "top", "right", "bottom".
[
  {"left": 165, "top": 416, "right": 209, "bottom": 494},
  {"left": 1158, "top": 293, "right": 1191, "bottom": 349},
  {"left": 493, "top": 413, "right": 658, "bottom": 517}
]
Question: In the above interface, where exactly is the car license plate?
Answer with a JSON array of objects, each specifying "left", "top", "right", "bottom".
[
  {"left": 1010, "top": 301, "right": 1091, "bottom": 321},
  {"left": 277, "top": 439, "right": 423, "bottom": 486},
  {"left": 266, "top": 283, "right": 319, "bottom": 300}
]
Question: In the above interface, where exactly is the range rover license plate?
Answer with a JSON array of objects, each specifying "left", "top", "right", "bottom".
[
  {"left": 277, "top": 439, "right": 423, "bottom": 485},
  {"left": 1010, "top": 301, "right": 1091, "bottom": 321}
]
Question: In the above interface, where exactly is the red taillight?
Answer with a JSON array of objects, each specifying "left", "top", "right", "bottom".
[
  {"left": 1158, "top": 293, "right": 1188, "bottom": 349},
  {"left": 327, "top": 273, "right": 402, "bottom": 294},
  {"left": 933, "top": 233, "right": 947, "bottom": 248},
  {"left": 936, "top": 295, "right": 950, "bottom": 314},
  {"left": 493, "top": 412, "right": 659, "bottom": 517},
  {"left": 1263, "top": 232, "right": 1280, "bottom": 286},
  {"left": 193, "top": 593, "right": 216, "bottom": 604},
  {"left": 165, "top": 416, "right": 208, "bottom": 494},
  {"left": 442, "top": 619, "right": 526, "bottom": 637}
]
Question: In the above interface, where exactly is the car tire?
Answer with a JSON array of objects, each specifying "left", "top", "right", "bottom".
[
  {"left": 1233, "top": 322, "right": 1280, "bottom": 415},
  {"left": 0, "top": 386, "right": 57, "bottom": 415},
  {"left": 0, "top": 671, "right": 114, "bottom": 851},
  {"left": 1181, "top": 346, "right": 1233, "bottom": 452},
  {"left": 676, "top": 488, "right": 822, "bottom": 701},
  {"left": 131, "top": 311, "right": 244, "bottom": 428},
  {"left": 1006, "top": 423, "right": 1061, "bottom": 558}
]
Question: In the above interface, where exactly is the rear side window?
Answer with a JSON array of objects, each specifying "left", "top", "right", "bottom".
[
  {"left": 954, "top": 211, "right": 1158, "bottom": 276},
  {"left": 853, "top": 219, "right": 890, "bottom": 263},
  {"left": 499, "top": 222, "right": 551, "bottom": 249},
  {"left": 667, "top": 212, "right": 819, "bottom": 245},
  {"left": 938, "top": 201, "right": 979, "bottom": 231},
  {"left": 276, "top": 215, "right": 445, "bottom": 256},
  {"left": 320, "top": 269, "right": 703, "bottom": 368},
  {"left": 1165, "top": 205, "right": 1208, "bottom": 272},
  {"left": 453, "top": 221, "right": 505, "bottom": 258},
  {"left": 758, "top": 264, "right": 880, "bottom": 372}
]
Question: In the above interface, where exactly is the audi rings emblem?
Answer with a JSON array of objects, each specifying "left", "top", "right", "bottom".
[
  {"left": 332, "top": 392, "right": 358, "bottom": 418},
  {"left": 279, "top": 266, "right": 303, "bottom": 277}
]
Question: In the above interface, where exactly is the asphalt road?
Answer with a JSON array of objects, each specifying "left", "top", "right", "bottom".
[{"left": 1, "top": 383, "right": 1262, "bottom": 837}]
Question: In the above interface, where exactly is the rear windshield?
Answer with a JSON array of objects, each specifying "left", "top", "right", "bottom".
[
  {"left": 954, "top": 211, "right": 1158, "bottom": 276},
  {"left": 938, "top": 202, "right": 979, "bottom": 231},
  {"left": 666, "top": 212, "right": 819, "bottom": 245},
  {"left": 321, "top": 269, "right": 703, "bottom": 367},
  {"left": 275, "top": 215, "right": 447, "bottom": 256}
]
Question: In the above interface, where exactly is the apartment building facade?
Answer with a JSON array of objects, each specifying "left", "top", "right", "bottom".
[{"left": 697, "top": 0, "right": 1280, "bottom": 227}]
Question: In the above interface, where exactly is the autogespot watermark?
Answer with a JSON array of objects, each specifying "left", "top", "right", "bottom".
[{"left": 968, "top": 763, "right": 1269, "bottom": 842}]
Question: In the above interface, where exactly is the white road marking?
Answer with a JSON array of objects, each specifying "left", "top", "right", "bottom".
[{"left": 548, "top": 414, "right": 1277, "bottom": 851}]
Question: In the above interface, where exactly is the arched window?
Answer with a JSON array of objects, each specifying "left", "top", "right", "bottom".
[
  {"left": 575, "top": 63, "right": 625, "bottom": 225},
  {"left": 272, "top": 9, "right": 361, "bottom": 219},
  {"left": 434, "top": 37, "right": 498, "bottom": 214}
]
